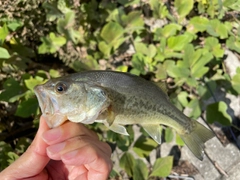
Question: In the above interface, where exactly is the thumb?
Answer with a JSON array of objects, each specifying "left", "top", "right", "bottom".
[{"left": 1, "top": 116, "right": 50, "bottom": 179}]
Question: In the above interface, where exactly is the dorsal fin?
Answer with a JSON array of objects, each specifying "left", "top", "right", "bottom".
[{"left": 154, "top": 81, "right": 168, "bottom": 95}]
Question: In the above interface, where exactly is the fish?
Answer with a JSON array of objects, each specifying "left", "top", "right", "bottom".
[{"left": 34, "top": 70, "right": 215, "bottom": 160}]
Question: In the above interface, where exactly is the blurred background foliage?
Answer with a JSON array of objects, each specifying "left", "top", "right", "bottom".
[{"left": 1, "top": 0, "right": 240, "bottom": 179}]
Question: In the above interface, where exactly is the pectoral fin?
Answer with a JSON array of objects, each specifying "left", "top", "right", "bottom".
[
  {"left": 108, "top": 123, "right": 129, "bottom": 136},
  {"left": 142, "top": 124, "right": 162, "bottom": 144},
  {"left": 106, "top": 105, "right": 115, "bottom": 126},
  {"left": 67, "top": 112, "right": 98, "bottom": 124}
]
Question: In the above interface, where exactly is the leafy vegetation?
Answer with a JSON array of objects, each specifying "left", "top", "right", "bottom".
[{"left": 1, "top": 0, "right": 240, "bottom": 178}]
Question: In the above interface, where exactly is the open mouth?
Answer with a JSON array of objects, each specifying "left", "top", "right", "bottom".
[
  {"left": 34, "top": 85, "right": 54, "bottom": 115},
  {"left": 34, "top": 85, "right": 67, "bottom": 128}
]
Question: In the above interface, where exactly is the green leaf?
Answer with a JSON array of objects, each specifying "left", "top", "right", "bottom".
[
  {"left": 36, "top": 70, "right": 48, "bottom": 79},
  {"left": 167, "top": 34, "right": 193, "bottom": 51},
  {"left": 192, "top": 67, "right": 209, "bottom": 79},
  {"left": 188, "top": 16, "right": 209, "bottom": 33},
  {"left": 109, "top": 169, "right": 120, "bottom": 179},
  {"left": 116, "top": 65, "right": 128, "bottom": 72},
  {"left": 49, "top": 69, "right": 60, "bottom": 78},
  {"left": 150, "top": 156, "right": 173, "bottom": 177},
  {"left": 43, "top": 1, "right": 63, "bottom": 21},
  {"left": 226, "top": 36, "right": 240, "bottom": 53},
  {"left": 116, "top": 135, "right": 131, "bottom": 151},
  {"left": 15, "top": 137, "right": 31, "bottom": 154},
  {"left": 131, "top": 53, "right": 147, "bottom": 75},
  {"left": 106, "top": 126, "right": 133, "bottom": 151},
  {"left": 148, "top": 44, "right": 157, "bottom": 58},
  {"left": 135, "top": 43, "right": 156, "bottom": 59},
  {"left": 149, "top": 0, "right": 160, "bottom": 17},
  {"left": 8, "top": 91, "right": 29, "bottom": 103},
  {"left": 161, "top": 23, "right": 182, "bottom": 38},
  {"left": 186, "top": 77, "right": 198, "bottom": 87},
  {"left": 158, "top": 3, "right": 169, "bottom": 18},
  {"left": 113, "top": 37, "right": 126, "bottom": 50},
  {"left": 0, "top": 78, "right": 22, "bottom": 102},
  {"left": 0, "top": 47, "right": 10, "bottom": 59},
  {"left": 123, "top": 11, "right": 144, "bottom": 32},
  {"left": 133, "top": 135, "right": 158, "bottom": 158},
  {"left": 175, "top": 0, "right": 193, "bottom": 18},
  {"left": 232, "top": 73, "right": 240, "bottom": 94},
  {"left": 107, "top": 8, "right": 125, "bottom": 23},
  {"left": 237, "top": 68, "right": 240, "bottom": 74},
  {"left": 15, "top": 98, "right": 39, "bottom": 118},
  {"left": 57, "top": 0, "right": 72, "bottom": 14},
  {"left": 167, "top": 62, "right": 190, "bottom": 78},
  {"left": 98, "top": 41, "right": 112, "bottom": 57},
  {"left": 50, "top": 32, "right": 67, "bottom": 46},
  {"left": 207, "top": 1, "right": 220, "bottom": 18},
  {"left": 24, "top": 76, "right": 44, "bottom": 91},
  {"left": 187, "top": 98, "right": 201, "bottom": 119},
  {"left": 0, "top": 141, "right": 15, "bottom": 169},
  {"left": 177, "top": 91, "right": 189, "bottom": 107},
  {"left": 38, "top": 32, "right": 66, "bottom": 54},
  {"left": 175, "top": 134, "right": 185, "bottom": 146},
  {"left": 119, "top": 152, "right": 135, "bottom": 176},
  {"left": 134, "top": 42, "right": 149, "bottom": 56},
  {"left": 205, "top": 37, "right": 224, "bottom": 58},
  {"left": 7, "top": 152, "right": 19, "bottom": 164},
  {"left": 57, "top": 11, "right": 80, "bottom": 44},
  {"left": 198, "top": 80, "right": 217, "bottom": 99},
  {"left": 100, "top": 22, "right": 124, "bottom": 45},
  {"left": 0, "top": 24, "right": 9, "bottom": 45},
  {"left": 149, "top": 0, "right": 169, "bottom": 18},
  {"left": 206, "top": 101, "right": 232, "bottom": 126},
  {"left": 7, "top": 20, "right": 23, "bottom": 31},
  {"left": 207, "top": 19, "right": 228, "bottom": 39},
  {"left": 58, "top": 11, "right": 75, "bottom": 29},
  {"left": 165, "top": 127, "right": 174, "bottom": 143},
  {"left": 156, "top": 63, "right": 167, "bottom": 80},
  {"left": 70, "top": 56, "right": 99, "bottom": 71},
  {"left": 182, "top": 44, "right": 195, "bottom": 67},
  {"left": 133, "top": 159, "right": 148, "bottom": 180},
  {"left": 171, "top": 93, "right": 183, "bottom": 111},
  {"left": 226, "top": 0, "right": 240, "bottom": 10},
  {"left": 191, "top": 52, "right": 213, "bottom": 78}
]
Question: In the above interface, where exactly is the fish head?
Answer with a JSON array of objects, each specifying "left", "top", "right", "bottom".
[{"left": 34, "top": 78, "right": 109, "bottom": 128}]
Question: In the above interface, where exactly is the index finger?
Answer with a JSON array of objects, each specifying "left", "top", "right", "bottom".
[{"left": 42, "top": 118, "right": 99, "bottom": 145}]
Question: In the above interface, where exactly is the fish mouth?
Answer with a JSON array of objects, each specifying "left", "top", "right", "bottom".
[
  {"left": 34, "top": 85, "right": 53, "bottom": 115},
  {"left": 34, "top": 85, "right": 67, "bottom": 128}
]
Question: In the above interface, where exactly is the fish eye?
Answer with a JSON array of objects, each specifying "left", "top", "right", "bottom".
[{"left": 55, "top": 82, "right": 68, "bottom": 94}]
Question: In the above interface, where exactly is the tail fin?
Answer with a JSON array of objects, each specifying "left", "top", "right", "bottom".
[{"left": 180, "top": 121, "right": 215, "bottom": 160}]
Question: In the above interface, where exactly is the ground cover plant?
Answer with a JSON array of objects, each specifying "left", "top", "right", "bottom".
[{"left": 1, "top": 0, "right": 240, "bottom": 179}]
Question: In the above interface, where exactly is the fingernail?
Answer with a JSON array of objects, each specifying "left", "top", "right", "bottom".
[
  {"left": 42, "top": 128, "right": 62, "bottom": 142},
  {"left": 47, "top": 142, "right": 66, "bottom": 154},
  {"left": 62, "top": 149, "right": 78, "bottom": 160}
]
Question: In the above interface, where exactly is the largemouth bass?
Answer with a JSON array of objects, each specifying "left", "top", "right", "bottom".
[{"left": 34, "top": 70, "right": 214, "bottom": 160}]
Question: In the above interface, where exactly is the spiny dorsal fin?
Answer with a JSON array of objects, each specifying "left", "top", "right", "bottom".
[{"left": 154, "top": 81, "right": 168, "bottom": 96}]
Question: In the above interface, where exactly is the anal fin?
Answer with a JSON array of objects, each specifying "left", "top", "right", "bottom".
[{"left": 142, "top": 124, "right": 162, "bottom": 144}]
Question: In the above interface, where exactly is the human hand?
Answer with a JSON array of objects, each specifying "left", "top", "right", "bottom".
[{"left": 0, "top": 116, "right": 112, "bottom": 180}]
